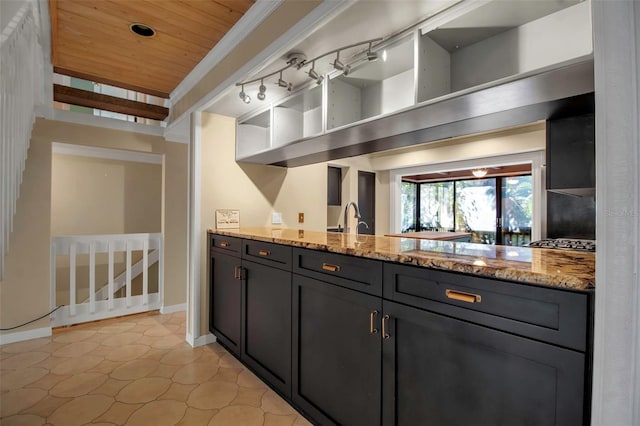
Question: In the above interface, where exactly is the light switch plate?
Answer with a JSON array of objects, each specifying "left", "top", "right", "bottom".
[
  {"left": 298, "top": 212, "right": 304, "bottom": 223},
  {"left": 272, "top": 212, "right": 282, "bottom": 224}
]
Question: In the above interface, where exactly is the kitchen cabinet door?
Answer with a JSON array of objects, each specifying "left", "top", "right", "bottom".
[
  {"left": 382, "top": 300, "right": 586, "bottom": 426},
  {"left": 241, "top": 260, "right": 292, "bottom": 398},
  {"left": 209, "top": 251, "right": 242, "bottom": 356},
  {"left": 293, "top": 274, "right": 382, "bottom": 426}
]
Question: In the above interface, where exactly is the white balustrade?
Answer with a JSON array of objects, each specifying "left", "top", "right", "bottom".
[
  {"left": 50, "top": 233, "right": 163, "bottom": 327},
  {"left": 1, "top": 1, "right": 45, "bottom": 279}
]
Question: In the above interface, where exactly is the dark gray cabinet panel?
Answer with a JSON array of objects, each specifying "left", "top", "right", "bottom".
[
  {"left": 293, "top": 274, "right": 382, "bottom": 426},
  {"left": 547, "top": 112, "right": 595, "bottom": 191},
  {"left": 210, "top": 234, "right": 243, "bottom": 255},
  {"left": 328, "top": 166, "right": 342, "bottom": 206},
  {"left": 242, "top": 240, "right": 292, "bottom": 269},
  {"left": 384, "top": 262, "right": 589, "bottom": 351},
  {"left": 241, "top": 260, "right": 292, "bottom": 398},
  {"left": 382, "top": 300, "right": 586, "bottom": 426},
  {"left": 293, "top": 247, "right": 383, "bottom": 296},
  {"left": 209, "top": 251, "right": 242, "bottom": 355}
]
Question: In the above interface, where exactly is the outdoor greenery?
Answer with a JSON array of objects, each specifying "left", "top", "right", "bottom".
[{"left": 400, "top": 175, "right": 533, "bottom": 246}]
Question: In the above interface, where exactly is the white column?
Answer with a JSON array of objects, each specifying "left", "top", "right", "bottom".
[
  {"left": 89, "top": 241, "right": 96, "bottom": 313},
  {"left": 126, "top": 240, "right": 132, "bottom": 307},
  {"left": 142, "top": 239, "right": 149, "bottom": 305},
  {"left": 108, "top": 241, "right": 114, "bottom": 310},
  {"left": 591, "top": 1, "right": 640, "bottom": 425},
  {"left": 187, "top": 111, "right": 202, "bottom": 345},
  {"left": 69, "top": 243, "right": 76, "bottom": 316}
]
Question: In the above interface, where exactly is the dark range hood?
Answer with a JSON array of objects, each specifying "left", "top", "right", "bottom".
[{"left": 239, "top": 58, "right": 595, "bottom": 168}]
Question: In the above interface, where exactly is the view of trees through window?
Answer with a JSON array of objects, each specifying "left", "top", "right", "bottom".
[{"left": 401, "top": 174, "right": 532, "bottom": 246}]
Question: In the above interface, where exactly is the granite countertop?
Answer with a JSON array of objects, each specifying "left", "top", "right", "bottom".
[{"left": 209, "top": 227, "right": 595, "bottom": 291}]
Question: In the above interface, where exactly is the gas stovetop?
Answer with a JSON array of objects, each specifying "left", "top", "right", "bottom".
[{"left": 528, "top": 238, "right": 596, "bottom": 252}]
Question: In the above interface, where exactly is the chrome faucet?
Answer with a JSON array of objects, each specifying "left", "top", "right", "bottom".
[{"left": 343, "top": 201, "right": 361, "bottom": 233}]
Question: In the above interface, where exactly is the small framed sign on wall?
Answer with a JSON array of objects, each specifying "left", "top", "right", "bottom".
[{"left": 215, "top": 209, "right": 240, "bottom": 229}]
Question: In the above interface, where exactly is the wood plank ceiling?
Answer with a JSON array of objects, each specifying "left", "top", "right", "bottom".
[{"left": 50, "top": 0, "right": 254, "bottom": 99}]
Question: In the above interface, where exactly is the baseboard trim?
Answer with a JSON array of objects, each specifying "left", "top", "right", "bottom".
[
  {"left": 160, "top": 303, "right": 187, "bottom": 314},
  {"left": 0, "top": 327, "right": 52, "bottom": 346},
  {"left": 186, "top": 332, "right": 216, "bottom": 348}
]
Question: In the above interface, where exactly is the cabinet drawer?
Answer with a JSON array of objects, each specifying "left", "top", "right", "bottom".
[
  {"left": 384, "top": 263, "right": 590, "bottom": 352},
  {"left": 293, "top": 248, "right": 382, "bottom": 296},
  {"left": 243, "top": 240, "right": 292, "bottom": 271},
  {"left": 210, "top": 234, "right": 242, "bottom": 256}
]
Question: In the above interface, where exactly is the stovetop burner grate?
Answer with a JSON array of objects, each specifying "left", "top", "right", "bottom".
[{"left": 528, "top": 238, "right": 596, "bottom": 252}]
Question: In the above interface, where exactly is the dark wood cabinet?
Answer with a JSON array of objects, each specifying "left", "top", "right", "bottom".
[
  {"left": 209, "top": 235, "right": 293, "bottom": 397},
  {"left": 382, "top": 300, "right": 586, "bottom": 426},
  {"left": 209, "top": 233, "right": 592, "bottom": 426},
  {"left": 292, "top": 273, "right": 382, "bottom": 426},
  {"left": 209, "top": 250, "right": 242, "bottom": 355},
  {"left": 327, "top": 166, "right": 342, "bottom": 206},
  {"left": 241, "top": 259, "right": 292, "bottom": 398}
]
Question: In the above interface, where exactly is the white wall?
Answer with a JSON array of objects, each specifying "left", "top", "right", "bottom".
[
  {"left": 381, "top": 69, "right": 414, "bottom": 114},
  {"left": 451, "top": 1, "right": 593, "bottom": 91},
  {"left": 0, "top": 0, "right": 26, "bottom": 31},
  {"left": 418, "top": 34, "right": 451, "bottom": 102},
  {"left": 273, "top": 106, "right": 303, "bottom": 147},
  {"left": 236, "top": 124, "right": 269, "bottom": 158},
  {"left": 328, "top": 78, "right": 362, "bottom": 129}
]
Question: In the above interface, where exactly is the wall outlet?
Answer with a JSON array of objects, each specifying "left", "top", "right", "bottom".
[
  {"left": 272, "top": 212, "right": 282, "bottom": 224},
  {"left": 298, "top": 212, "right": 304, "bottom": 223}
]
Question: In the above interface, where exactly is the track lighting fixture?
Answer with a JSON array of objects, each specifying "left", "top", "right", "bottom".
[
  {"left": 257, "top": 79, "right": 266, "bottom": 101},
  {"left": 238, "top": 85, "right": 251, "bottom": 104},
  {"left": 332, "top": 52, "right": 351, "bottom": 76},
  {"left": 308, "top": 62, "right": 323, "bottom": 85},
  {"left": 276, "top": 72, "right": 293, "bottom": 91},
  {"left": 366, "top": 42, "right": 378, "bottom": 61},
  {"left": 235, "top": 37, "right": 382, "bottom": 103}
]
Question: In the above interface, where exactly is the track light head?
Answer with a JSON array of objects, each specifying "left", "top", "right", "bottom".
[
  {"left": 308, "top": 63, "right": 323, "bottom": 85},
  {"left": 257, "top": 80, "right": 266, "bottom": 101},
  {"left": 239, "top": 85, "right": 249, "bottom": 103},
  {"left": 366, "top": 42, "right": 378, "bottom": 61}
]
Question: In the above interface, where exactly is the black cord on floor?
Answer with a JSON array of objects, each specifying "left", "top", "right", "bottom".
[{"left": 0, "top": 305, "right": 65, "bottom": 331}]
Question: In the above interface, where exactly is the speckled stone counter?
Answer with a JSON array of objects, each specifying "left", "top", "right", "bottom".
[{"left": 208, "top": 227, "right": 595, "bottom": 291}]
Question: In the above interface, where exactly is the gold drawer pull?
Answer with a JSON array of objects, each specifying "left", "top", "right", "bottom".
[
  {"left": 258, "top": 250, "right": 271, "bottom": 256},
  {"left": 322, "top": 263, "right": 341, "bottom": 272},
  {"left": 219, "top": 241, "right": 230, "bottom": 248},
  {"left": 446, "top": 289, "right": 482, "bottom": 303},
  {"left": 382, "top": 314, "right": 390, "bottom": 339},
  {"left": 370, "top": 310, "right": 378, "bottom": 334}
]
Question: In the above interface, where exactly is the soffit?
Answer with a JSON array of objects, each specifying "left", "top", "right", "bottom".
[{"left": 50, "top": 0, "right": 254, "bottom": 98}]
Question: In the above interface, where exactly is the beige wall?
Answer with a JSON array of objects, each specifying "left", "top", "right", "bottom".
[
  {"left": 369, "top": 123, "right": 546, "bottom": 171},
  {"left": 51, "top": 155, "right": 162, "bottom": 235},
  {"left": 0, "top": 132, "right": 52, "bottom": 334},
  {"left": 163, "top": 142, "right": 188, "bottom": 307},
  {"left": 0, "top": 118, "right": 187, "bottom": 338}
]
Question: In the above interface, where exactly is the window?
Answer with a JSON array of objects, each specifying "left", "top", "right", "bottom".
[{"left": 401, "top": 174, "right": 533, "bottom": 246}]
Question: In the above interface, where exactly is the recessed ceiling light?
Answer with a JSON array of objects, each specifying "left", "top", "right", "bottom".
[{"left": 130, "top": 23, "right": 155, "bottom": 38}]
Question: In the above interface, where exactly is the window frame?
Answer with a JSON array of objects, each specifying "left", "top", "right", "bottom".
[{"left": 389, "top": 151, "right": 545, "bottom": 240}]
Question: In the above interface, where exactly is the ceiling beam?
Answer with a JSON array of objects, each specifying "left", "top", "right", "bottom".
[
  {"left": 53, "top": 84, "right": 169, "bottom": 121},
  {"left": 54, "top": 67, "right": 170, "bottom": 99}
]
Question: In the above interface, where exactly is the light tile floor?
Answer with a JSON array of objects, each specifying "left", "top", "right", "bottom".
[{"left": 0, "top": 311, "right": 311, "bottom": 426}]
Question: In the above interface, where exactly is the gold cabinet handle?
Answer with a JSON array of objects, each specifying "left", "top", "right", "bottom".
[
  {"left": 446, "top": 289, "right": 482, "bottom": 303},
  {"left": 220, "top": 241, "right": 230, "bottom": 248},
  {"left": 382, "top": 315, "right": 390, "bottom": 339},
  {"left": 370, "top": 310, "right": 378, "bottom": 334},
  {"left": 322, "top": 263, "right": 341, "bottom": 272},
  {"left": 234, "top": 266, "right": 242, "bottom": 280},
  {"left": 258, "top": 250, "right": 271, "bottom": 256}
]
